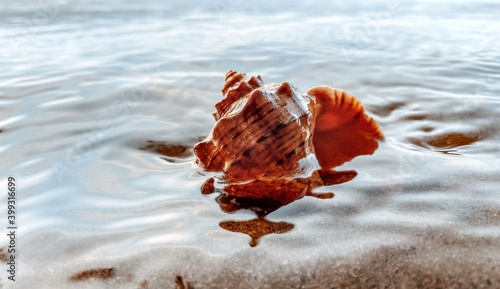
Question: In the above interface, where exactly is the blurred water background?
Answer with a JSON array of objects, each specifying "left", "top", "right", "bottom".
[{"left": 1, "top": 0, "right": 500, "bottom": 288}]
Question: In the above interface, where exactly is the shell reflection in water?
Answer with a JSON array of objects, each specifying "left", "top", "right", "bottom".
[{"left": 194, "top": 70, "right": 383, "bottom": 245}]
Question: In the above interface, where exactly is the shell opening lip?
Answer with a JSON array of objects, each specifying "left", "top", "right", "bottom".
[{"left": 306, "top": 86, "right": 384, "bottom": 170}]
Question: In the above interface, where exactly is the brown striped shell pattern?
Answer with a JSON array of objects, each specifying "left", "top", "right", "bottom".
[{"left": 194, "top": 70, "right": 383, "bottom": 210}]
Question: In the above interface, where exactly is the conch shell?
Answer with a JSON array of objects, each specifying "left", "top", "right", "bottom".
[{"left": 194, "top": 70, "right": 383, "bottom": 209}]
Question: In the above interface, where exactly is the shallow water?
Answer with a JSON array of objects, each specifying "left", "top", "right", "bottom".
[{"left": 1, "top": 0, "right": 500, "bottom": 288}]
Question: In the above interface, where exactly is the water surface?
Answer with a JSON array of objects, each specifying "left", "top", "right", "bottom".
[{"left": 1, "top": 0, "right": 500, "bottom": 288}]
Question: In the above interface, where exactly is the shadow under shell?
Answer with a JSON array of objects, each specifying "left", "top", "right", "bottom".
[{"left": 201, "top": 170, "right": 357, "bottom": 217}]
